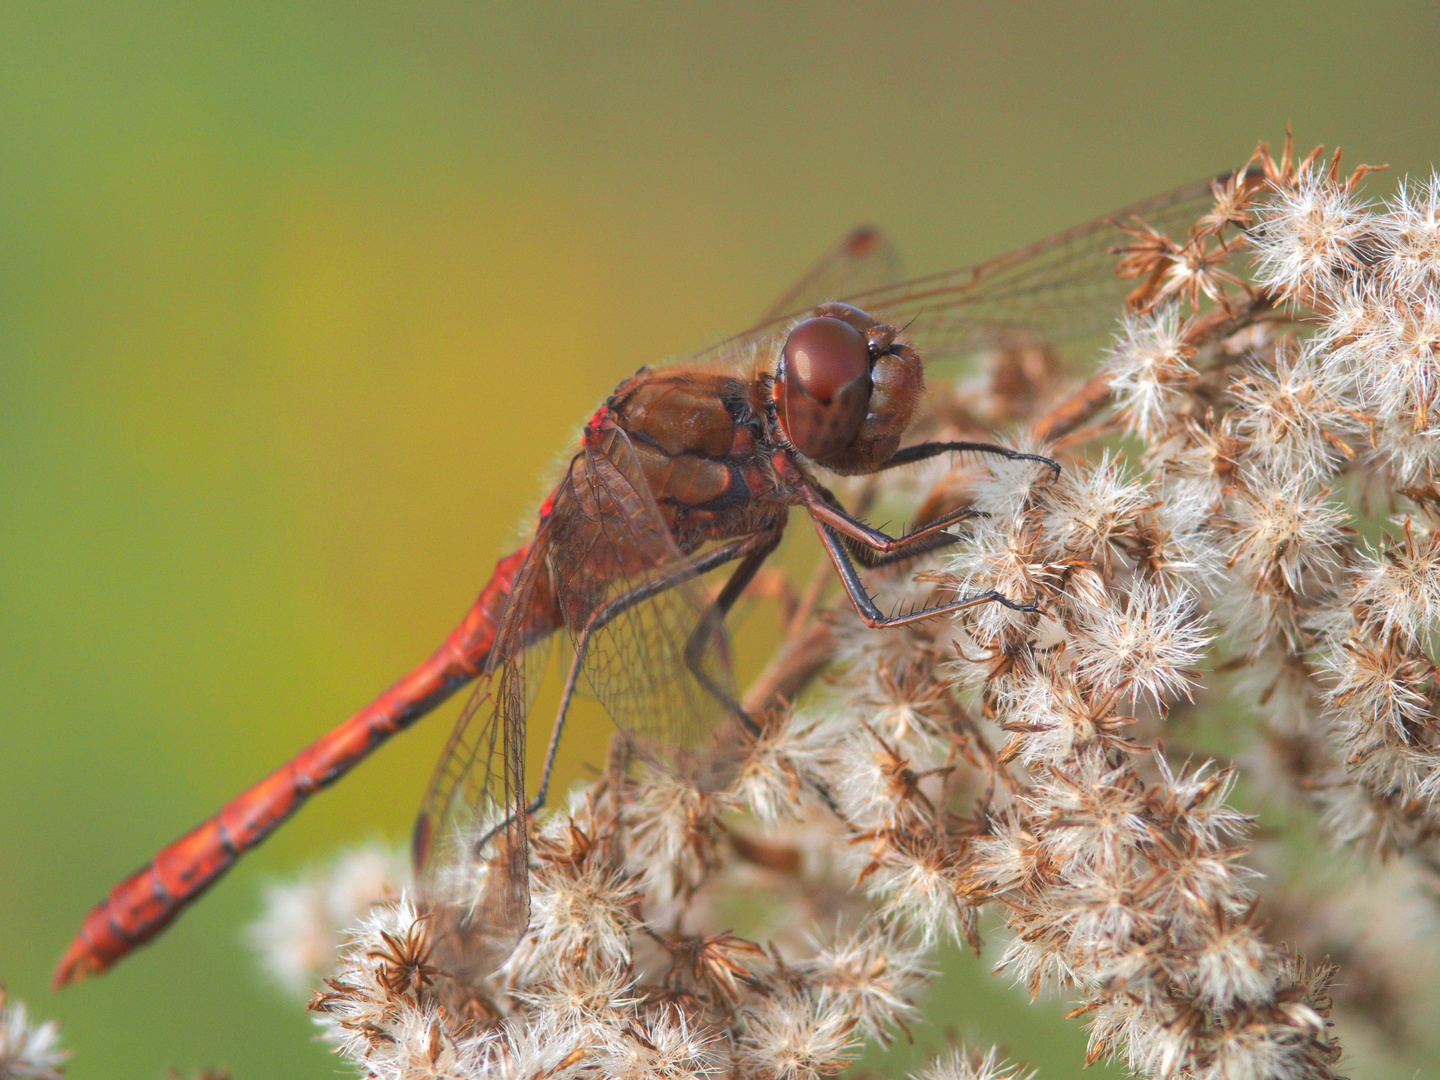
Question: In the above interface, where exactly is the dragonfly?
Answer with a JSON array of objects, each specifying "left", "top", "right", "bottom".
[{"left": 55, "top": 173, "right": 1236, "bottom": 988}]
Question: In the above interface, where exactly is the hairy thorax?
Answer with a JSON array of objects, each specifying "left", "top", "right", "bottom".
[{"left": 606, "top": 369, "right": 790, "bottom": 551}]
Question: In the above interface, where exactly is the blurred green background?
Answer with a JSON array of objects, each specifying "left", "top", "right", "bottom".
[{"left": 3, "top": 3, "right": 1439, "bottom": 1077}]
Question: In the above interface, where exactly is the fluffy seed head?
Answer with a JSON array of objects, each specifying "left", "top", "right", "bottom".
[{"left": 1105, "top": 306, "right": 1198, "bottom": 438}]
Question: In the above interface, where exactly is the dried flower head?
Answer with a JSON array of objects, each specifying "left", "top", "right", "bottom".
[
  {"left": 249, "top": 841, "right": 410, "bottom": 995},
  {"left": 0, "top": 989, "right": 68, "bottom": 1080}
]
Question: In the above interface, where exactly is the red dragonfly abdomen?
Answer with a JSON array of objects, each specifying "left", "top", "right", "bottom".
[{"left": 53, "top": 543, "right": 555, "bottom": 988}]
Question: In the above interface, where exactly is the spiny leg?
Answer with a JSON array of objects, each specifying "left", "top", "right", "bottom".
[
  {"left": 799, "top": 442, "right": 1057, "bottom": 571},
  {"left": 879, "top": 440, "right": 1061, "bottom": 480},
  {"left": 678, "top": 528, "right": 853, "bottom": 818},
  {"left": 807, "top": 440, "right": 1059, "bottom": 573},
  {"left": 814, "top": 519, "right": 1037, "bottom": 628},
  {"left": 680, "top": 529, "right": 786, "bottom": 737},
  {"left": 525, "top": 536, "right": 758, "bottom": 818},
  {"left": 798, "top": 440, "right": 1053, "bottom": 625},
  {"left": 806, "top": 497, "right": 985, "bottom": 563}
]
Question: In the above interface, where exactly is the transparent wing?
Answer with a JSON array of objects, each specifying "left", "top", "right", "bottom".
[
  {"left": 545, "top": 422, "right": 752, "bottom": 790},
  {"left": 846, "top": 177, "right": 1226, "bottom": 366},
  {"left": 412, "top": 534, "right": 553, "bottom": 983},
  {"left": 689, "top": 173, "right": 1232, "bottom": 374},
  {"left": 753, "top": 225, "right": 900, "bottom": 325}
]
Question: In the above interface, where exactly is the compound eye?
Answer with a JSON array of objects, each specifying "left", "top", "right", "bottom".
[
  {"left": 777, "top": 316, "right": 872, "bottom": 460},
  {"left": 784, "top": 316, "right": 869, "bottom": 401}
]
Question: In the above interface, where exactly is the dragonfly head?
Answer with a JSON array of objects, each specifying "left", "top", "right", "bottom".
[{"left": 772, "top": 302, "right": 924, "bottom": 475}]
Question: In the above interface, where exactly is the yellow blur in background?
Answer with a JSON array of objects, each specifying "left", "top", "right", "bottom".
[{"left": 3, "top": 4, "right": 1439, "bottom": 1077}]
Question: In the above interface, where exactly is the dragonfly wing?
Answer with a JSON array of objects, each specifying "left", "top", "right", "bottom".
[
  {"left": 673, "top": 228, "right": 901, "bottom": 379},
  {"left": 847, "top": 176, "right": 1232, "bottom": 365},
  {"left": 412, "top": 532, "right": 555, "bottom": 982},
  {"left": 752, "top": 225, "right": 901, "bottom": 326},
  {"left": 545, "top": 422, "right": 752, "bottom": 790},
  {"left": 686, "top": 172, "right": 1236, "bottom": 376}
]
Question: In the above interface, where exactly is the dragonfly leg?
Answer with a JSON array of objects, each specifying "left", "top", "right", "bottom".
[
  {"left": 806, "top": 497, "right": 985, "bottom": 568},
  {"left": 680, "top": 529, "right": 786, "bottom": 737},
  {"left": 879, "top": 440, "right": 1061, "bottom": 480},
  {"left": 800, "top": 442, "right": 1058, "bottom": 573},
  {"left": 813, "top": 518, "right": 1039, "bottom": 628},
  {"left": 797, "top": 443, "right": 1057, "bottom": 573},
  {"left": 526, "top": 536, "right": 760, "bottom": 816}
]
